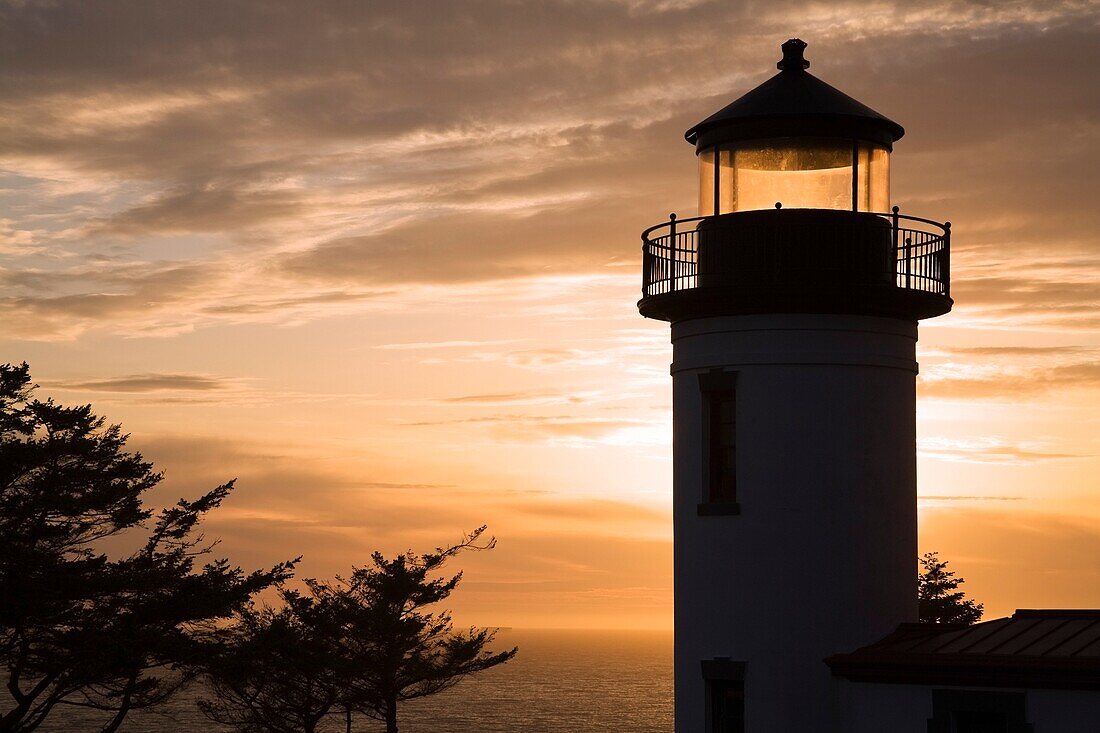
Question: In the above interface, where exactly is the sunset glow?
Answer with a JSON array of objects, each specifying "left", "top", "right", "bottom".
[{"left": 3, "top": 0, "right": 1099, "bottom": 630}]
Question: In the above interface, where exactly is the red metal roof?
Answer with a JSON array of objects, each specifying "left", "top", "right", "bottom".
[{"left": 826, "top": 610, "right": 1100, "bottom": 690}]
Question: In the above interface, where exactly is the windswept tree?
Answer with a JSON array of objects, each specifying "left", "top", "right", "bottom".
[
  {"left": 312, "top": 526, "right": 518, "bottom": 733},
  {"left": 198, "top": 605, "right": 346, "bottom": 733},
  {"left": 0, "top": 363, "right": 294, "bottom": 733},
  {"left": 918, "top": 551, "right": 984, "bottom": 625},
  {"left": 201, "top": 527, "right": 517, "bottom": 733}
]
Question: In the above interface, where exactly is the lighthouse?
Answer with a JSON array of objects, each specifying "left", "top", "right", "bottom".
[{"left": 639, "top": 40, "right": 952, "bottom": 731}]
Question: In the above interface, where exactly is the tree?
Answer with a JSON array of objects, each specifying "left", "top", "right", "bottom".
[
  {"left": 0, "top": 363, "right": 294, "bottom": 733},
  {"left": 198, "top": 605, "right": 346, "bottom": 733},
  {"left": 314, "top": 526, "right": 517, "bottom": 733},
  {"left": 199, "top": 527, "right": 516, "bottom": 733},
  {"left": 918, "top": 551, "right": 984, "bottom": 625}
]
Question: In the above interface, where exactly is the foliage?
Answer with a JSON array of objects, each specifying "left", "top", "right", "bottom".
[
  {"left": 198, "top": 605, "right": 345, "bottom": 733},
  {"left": 200, "top": 526, "right": 517, "bottom": 733},
  {"left": 918, "top": 551, "right": 984, "bottom": 625},
  {"left": 0, "top": 363, "right": 295, "bottom": 733},
  {"left": 310, "top": 525, "right": 517, "bottom": 733}
]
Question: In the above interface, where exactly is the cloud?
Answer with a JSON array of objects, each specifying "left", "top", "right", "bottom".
[
  {"left": 0, "top": 261, "right": 221, "bottom": 338},
  {"left": 0, "top": 2, "right": 1096, "bottom": 339},
  {"left": 439, "top": 391, "right": 583, "bottom": 406},
  {"left": 934, "top": 346, "right": 1086, "bottom": 357},
  {"left": 376, "top": 339, "right": 519, "bottom": 351},
  {"left": 406, "top": 413, "right": 660, "bottom": 445},
  {"left": 918, "top": 343, "right": 1100, "bottom": 401},
  {"left": 503, "top": 349, "right": 584, "bottom": 367},
  {"left": 89, "top": 185, "right": 306, "bottom": 237},
  {"left": 510, "top": 497, "right": 665, "bottom": 523},
  {"left": 951, "top": 277, "right": 1100, "bottom": 327},
  {"left": 277, "top": 205, "right": 643, "bottom": 287},
  {"left": 50, "top": 373, "right": 232, "bottom": 392},
  {"left": 920, "top": 359, "right": 1100, "bottom": 400},
  {"left": 199, "top": 289, "right": 388, "bottom": 316},
  {"left": 919, "top": 436, "right": 1086, "bottom": 464}
]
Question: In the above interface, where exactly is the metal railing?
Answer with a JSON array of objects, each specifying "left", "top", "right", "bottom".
[{"left": 641, "top": 207, "right": 950, "bottom": 300}]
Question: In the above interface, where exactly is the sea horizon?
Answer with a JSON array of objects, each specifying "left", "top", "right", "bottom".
[{"left": 41, "top": 629, "right": 674, "bottom": 732}]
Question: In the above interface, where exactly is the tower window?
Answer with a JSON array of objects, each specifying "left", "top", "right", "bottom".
[
  {"left": 702, "top": 659, "right": 745, "bottom": 733},
  {"left": 708, "top": 388, "right": 736, "bottom": 501},
  {"left": 698, "top": 371, "right": 739, "bottom": 514}
]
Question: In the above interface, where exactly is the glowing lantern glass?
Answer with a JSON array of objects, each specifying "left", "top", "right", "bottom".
[{"left": 698, "top": 139, "right": 889, "bottom": 215}]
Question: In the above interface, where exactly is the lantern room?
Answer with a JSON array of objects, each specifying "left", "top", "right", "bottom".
[
  {"left": 638, "top": 38, "right": 952, "bottom": 324},
  {"left": 689, "top": 39, "right": 901, "bottom": 216}
]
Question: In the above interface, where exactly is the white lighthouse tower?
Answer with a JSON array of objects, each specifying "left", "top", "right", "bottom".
[{"left": 638, "top": 40, "right": 952, "bottom": 731}]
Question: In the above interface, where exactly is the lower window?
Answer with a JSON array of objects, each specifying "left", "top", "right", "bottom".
[
  {"left": 710, "top": 679, "right": 744, "bottom": 733},
  {"left": 927, "top": 690, "right": 1032, "bottom": 733},
  {"left": 702, "top": 658, "right": 745, "bottom": 733}
]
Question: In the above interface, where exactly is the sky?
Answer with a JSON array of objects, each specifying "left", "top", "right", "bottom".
[{"left": 2, "top": 0, "right": 1099, "bottom": 629}]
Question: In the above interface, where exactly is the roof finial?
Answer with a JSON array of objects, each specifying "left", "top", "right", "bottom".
[{"left": 777, "top": 38, "right": 809, "bottom": 71}]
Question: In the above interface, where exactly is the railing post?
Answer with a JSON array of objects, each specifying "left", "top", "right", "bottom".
[
  {"left": 943, "top": 221, "right": 951, "bottom": 298},
  {"left": 668, "top": 213, "right": 677, "bottom": 291},
  {"left": 851, "top": 141, "right": 859, "bottom": 212},
  {"left": 891, "top": 206, "right": 902, "bottom": 288},
  {"left": 904, "top": 236, "right": 912, "bottom": 290},
  {"left": 641, "top": 236, "right": 650, "bottom": 298}
]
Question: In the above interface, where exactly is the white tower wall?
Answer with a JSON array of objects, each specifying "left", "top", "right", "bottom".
[{"left": 671, "top": 313, "right": 919, "bottom": 732}]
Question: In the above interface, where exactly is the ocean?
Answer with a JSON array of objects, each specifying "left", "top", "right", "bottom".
[{"left": 38, "top": 629, "right": 674, "bottom": 732}]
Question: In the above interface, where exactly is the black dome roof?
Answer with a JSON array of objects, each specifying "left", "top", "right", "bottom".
[{"left": 685, "top": 39, "right": 905, "bottom": 150}]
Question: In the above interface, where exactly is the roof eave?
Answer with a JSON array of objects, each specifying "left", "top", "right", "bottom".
[
  {"left": 685, "top": 114, "right": 904, "bottom": 150},
  {"left": 827, "top": 651, "right": 1100, "bottom": 691}
]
